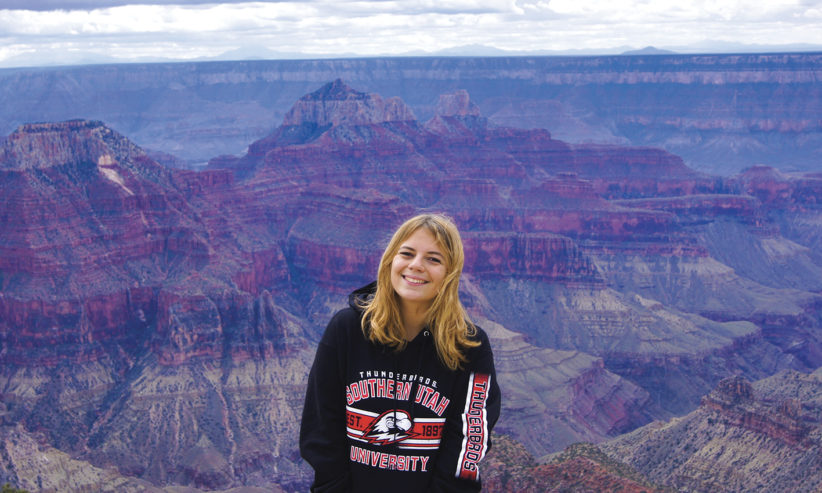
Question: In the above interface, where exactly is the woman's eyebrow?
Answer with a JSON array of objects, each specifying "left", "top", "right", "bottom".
[{"left": 399, "top": 245, "right": 443, "bottom": 257}]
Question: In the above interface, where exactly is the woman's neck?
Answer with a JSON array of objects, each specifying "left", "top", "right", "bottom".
[{"left": 400, "top": 303, "right": 429, "bottom": 341}]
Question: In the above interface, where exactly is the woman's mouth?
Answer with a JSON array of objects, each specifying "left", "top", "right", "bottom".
[{"left": 403, "top": 275, "right": 428, "bottom": 285}]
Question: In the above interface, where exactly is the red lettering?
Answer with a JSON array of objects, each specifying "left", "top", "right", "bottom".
[
  {"left": 418, "top": 386, "right": 435, "bottom": 405},
  {"left": 350, "top": 445, "right": 431, "bottom": 473},
  {"left": 434, "top": 396, "right": 450, "bottom": 416},
  {"left": 456, "top": 373, "right": 491, "bottom": 481},
  {"left": 424, "top": 391, "right": 441, "bottom": 412},
  {"left": 396, "top": 381, "right": 411, "bottom": 400},
  {"left": 347, "top": 413, "right": 363, "bottom": 427}
]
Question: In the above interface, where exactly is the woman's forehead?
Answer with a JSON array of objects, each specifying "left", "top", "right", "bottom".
[{"left": 400, "top": 228, "right": 445, "bottom": 252}]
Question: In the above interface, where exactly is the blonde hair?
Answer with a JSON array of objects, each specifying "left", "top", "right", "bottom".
[{"left": 360, "top": 213, "right": 479, "bottom": 370}]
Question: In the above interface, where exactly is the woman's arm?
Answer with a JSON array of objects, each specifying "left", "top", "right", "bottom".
[
  {"left": 300, "top": 312, "right": 351, "bottom": 492},
  {"left": 430, "top": 331, "right": 502, "bottom": 492}
]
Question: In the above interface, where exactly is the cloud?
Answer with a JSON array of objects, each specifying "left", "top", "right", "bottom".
[
  {"left": 1, "top": 0, "right": 262, "bottom": 10},
  {"left": 0, "top": 0, "right": 821, "bottom": 67}
]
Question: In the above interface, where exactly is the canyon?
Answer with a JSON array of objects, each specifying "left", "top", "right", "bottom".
[
  {"left": 0, "top": 72, "right": 821, "bottom": 491},
  {"left": 1, "top": 53, "right": 821, "bottom": 174}
]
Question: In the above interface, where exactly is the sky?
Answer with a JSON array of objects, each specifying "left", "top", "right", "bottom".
[{"left": 1, "top": 0, "right": 821, "bottom": 68}]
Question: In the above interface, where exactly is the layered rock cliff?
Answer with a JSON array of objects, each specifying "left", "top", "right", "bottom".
[
  {"left": 483, "top": 435, "right": 672, "bottom": 493},
  {"left": 0, "top": 119, "right": 318, "bottom": 490},
  {"left": 601, "top": 370, "right": 822, "bottom": 492},
  {"left": 480, "top": 318, "right": 651, "bottom": 457}
]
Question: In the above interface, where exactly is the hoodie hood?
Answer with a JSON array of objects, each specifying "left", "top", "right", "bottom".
[{"left": 349, "top": 281, "right": 377, "bottom": 311}]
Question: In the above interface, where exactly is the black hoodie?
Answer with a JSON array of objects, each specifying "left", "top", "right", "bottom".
[{"left": 300, "top": 283, "right": 501, "bottom": 492}]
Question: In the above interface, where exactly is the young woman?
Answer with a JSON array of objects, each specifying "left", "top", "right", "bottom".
[{"left": 300, "top": 213, "right": 501, "bottom": 492}]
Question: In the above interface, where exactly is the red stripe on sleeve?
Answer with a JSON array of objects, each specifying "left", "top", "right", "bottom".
[{"left": 455, "top": 372, "right": 491, "bottom": 481}]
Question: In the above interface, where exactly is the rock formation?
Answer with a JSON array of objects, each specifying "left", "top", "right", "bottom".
[
  {"left": 0, "top": 119, "right": 316, "bottom": 489},
  {"left": 483, "top": 435, "right": 672, "bottom": 492},
  {"left": 601, "top": 370, "right": 822, "bottom": 492},
  {"left": 281, "top": 78, "right": 416, "bottom": 127}
]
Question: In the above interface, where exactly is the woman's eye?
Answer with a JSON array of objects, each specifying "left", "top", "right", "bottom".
[
  {"left": 399, "top": 251, "right": 413, "bottom": 258},
  {"left": 427, "top": 257, "right": 441, "bottom": 264}
]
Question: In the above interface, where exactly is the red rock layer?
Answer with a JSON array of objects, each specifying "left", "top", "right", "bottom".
[
  {"left": 700, "top": 376, "right": 814, "bottom": 448},
  {"left": 463, "top": 232, "right": 602, "bottom": 283},
  {"left": 484, "top": 437, "right": 669, "bottom": 493}
]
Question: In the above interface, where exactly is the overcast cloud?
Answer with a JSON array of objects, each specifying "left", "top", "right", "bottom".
[{"left": 1, "top": 0, "right": 821, "bottom": 67}]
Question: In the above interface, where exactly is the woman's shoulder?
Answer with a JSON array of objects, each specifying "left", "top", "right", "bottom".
[
  {"left": 462, "top": 323, "right": 494, "bottom": 361},
  {"left": 467, "top": 322, "right": 491, "bottom": 345},
  {"left": 321, "top": 306, "right": 364, "bottom": 344}
]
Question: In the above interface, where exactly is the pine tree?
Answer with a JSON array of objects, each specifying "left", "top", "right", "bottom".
[{"left": 1, "top": 483, "right": 29, "bottom": 493}]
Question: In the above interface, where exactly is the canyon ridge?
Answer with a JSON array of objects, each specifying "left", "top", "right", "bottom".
[{"left": 1, "top": 53, "right": 821, "bottom": 174}]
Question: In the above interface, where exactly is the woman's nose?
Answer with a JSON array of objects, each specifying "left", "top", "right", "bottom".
[{"left": 409, "top": 255, "right": 424, "bottom": 270}]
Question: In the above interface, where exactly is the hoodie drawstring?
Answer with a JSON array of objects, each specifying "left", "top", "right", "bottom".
[{"left": 408, "top": 329, "right": 430, "bottom": 426}]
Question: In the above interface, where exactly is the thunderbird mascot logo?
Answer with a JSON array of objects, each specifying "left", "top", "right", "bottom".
[{"left": 363, "top": 409, "right": 418, "bottom": 446}]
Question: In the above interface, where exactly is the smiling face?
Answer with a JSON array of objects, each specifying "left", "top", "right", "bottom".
[{"left": 390, "top": 227, "right": 447, "bottom": 315}]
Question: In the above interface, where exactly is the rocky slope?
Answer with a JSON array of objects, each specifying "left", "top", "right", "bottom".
[
  {"left": 479, "top": 318, "right": 652, "bottom": 457},
  {"left": 0, "top": 424, "right": 285, "bottom": 492},
  {"left": 2, "top": 79, "right": 822, "bottom": 491},
  {"left": 483, "top": 434, "right": 672, "bottom": 492},
  {"left": 601, "top": 369, "right": 822, "bottom": 492}
]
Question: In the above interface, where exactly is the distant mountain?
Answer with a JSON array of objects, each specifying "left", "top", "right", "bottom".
[
  {"left": 5, "top": 42, "right": 822, "bottom": 69},
  {"left": 670, "top": 40, "right": 822, "bottom": 55},
  {"left": 621, "top": 46, "right": 678, "bottom": 55},
  {"left": 211, "top": 46, "right": 318, "bottom": 62}
]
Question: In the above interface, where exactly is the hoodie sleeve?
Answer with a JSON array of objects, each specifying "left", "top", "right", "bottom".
[
  {"left": 299, "top": 311, "right": 352, "bottom": 493},
  {"left": 430, "top": 329, "right": 501, "bottom": 492}
]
